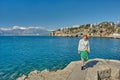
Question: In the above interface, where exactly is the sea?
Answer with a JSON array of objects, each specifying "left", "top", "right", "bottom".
[{"left": 0, "top": 36, "right": 120, "bottom": 80}]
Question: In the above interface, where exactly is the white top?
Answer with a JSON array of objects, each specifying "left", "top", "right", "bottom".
[{"left": 78, "top": 39, "right": 90, "bottom": 52}]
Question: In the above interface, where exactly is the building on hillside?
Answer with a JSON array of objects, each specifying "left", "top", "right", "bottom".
[{"left": 112, "top": 33, "right": 120, "bottom": 38}]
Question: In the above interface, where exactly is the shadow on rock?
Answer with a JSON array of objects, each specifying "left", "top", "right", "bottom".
[{"left": 85, "top": 60, "right": 99, "bottom": 68}]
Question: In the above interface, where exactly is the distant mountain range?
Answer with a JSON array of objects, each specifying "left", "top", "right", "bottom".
[{"left": 0, "top": 26, "right": 50, "bottom": 36}]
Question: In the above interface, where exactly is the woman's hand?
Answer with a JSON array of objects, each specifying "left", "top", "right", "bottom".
[{"left": 85, "top": 48, "right": 90, "bottom": 53}]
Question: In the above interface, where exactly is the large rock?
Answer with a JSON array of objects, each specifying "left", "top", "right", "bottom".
[
  {"left": 17, "top": 59, "right": 120, "bottom": 80},
  {"left": 17, "top": 75, "right": 27, "bottom": 80}
]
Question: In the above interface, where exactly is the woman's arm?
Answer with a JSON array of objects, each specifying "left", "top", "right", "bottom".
[
  {"left": 88, "top": 41, "right": 90, "bottom": 53},
  {"left": 78, "top": 40, "right": 81, "bottom": 53}
]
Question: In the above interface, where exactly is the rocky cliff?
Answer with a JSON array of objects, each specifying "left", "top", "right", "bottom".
[{"left": 50, "top": 22, "right": 120, "bottom": 38}]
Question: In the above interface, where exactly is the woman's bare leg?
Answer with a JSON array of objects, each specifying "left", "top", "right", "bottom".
[
  {"left": 81, "top": 58, "right": 85, "bottom": 70},
  {"left": 81, "top": 58, "right": 85, "bottom": 66}
]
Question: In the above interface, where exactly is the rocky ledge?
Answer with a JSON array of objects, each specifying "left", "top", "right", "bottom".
[{"left": 17, "top": 58, "right": 120, "bottom": 80}]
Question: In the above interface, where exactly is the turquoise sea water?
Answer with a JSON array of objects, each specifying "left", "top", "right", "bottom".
[{"left": 0, "top": 36, "right": 120, "bottom": 80}]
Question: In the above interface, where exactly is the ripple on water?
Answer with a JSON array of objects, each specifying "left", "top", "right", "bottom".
[{"left": 9, "top": 72, "right": 18, "bottom": 80}]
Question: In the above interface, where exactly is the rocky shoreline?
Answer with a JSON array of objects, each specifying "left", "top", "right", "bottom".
[
  {"left": 17, "top": 58, "right": 120, "bottom": 80},
  {"left": 52, "top": 35, "right": 120, "bottom": 39}
]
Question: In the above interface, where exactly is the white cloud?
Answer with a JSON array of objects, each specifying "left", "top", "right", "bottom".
[{"left": 12, "top": 26, "right": 27, "bottom": 30}]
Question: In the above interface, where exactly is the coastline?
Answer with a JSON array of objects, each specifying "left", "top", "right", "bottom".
[
  {"left": 0, "top": 35, "right": 120, "bottom": 39},
  {"left": 17, "top": 58, "right": 120, "bottom": 80},
  {"left": 50, "top": 22, "right": 120, "bottom": 39},
  {"left": 50, "top": 35, "right": 120, "bottom": 39}
]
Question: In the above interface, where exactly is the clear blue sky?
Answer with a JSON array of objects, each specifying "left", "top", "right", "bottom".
[{"left": 0, "top": 0, "right": 120, "bottom": 29}]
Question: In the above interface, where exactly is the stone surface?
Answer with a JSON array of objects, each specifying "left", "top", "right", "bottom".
[
  {"left": 17, "top": 59, "right": 120, "bottom": 80},
  {"left": 17, "top": 75, "right": 27, "bottom": 80}
]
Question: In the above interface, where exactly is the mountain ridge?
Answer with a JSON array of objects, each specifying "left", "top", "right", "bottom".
[{"left": 0, "top": 26, "right": 50, "bottom": 36}]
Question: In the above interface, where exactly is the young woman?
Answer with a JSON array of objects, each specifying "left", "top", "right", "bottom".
[{"left": 78, "top": 35, "right": 90, "bottom": 70}]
